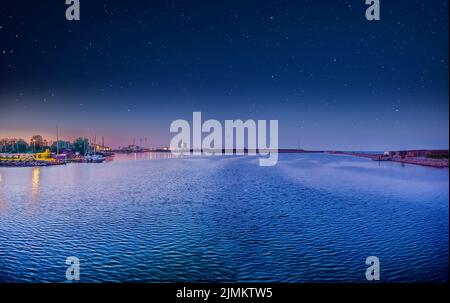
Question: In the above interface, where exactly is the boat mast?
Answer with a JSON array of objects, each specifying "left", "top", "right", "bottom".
[{"left": 56, "top": 125, "right": 59, "bottom": 155}]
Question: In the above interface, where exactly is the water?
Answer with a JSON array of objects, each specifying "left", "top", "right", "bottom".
[{"left": 0, "top": 153, "right": 448, "bottom": 282}]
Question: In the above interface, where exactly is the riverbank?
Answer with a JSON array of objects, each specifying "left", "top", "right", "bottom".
[{"left": 0, "top": 160, "right": 66, "bottom": 167}]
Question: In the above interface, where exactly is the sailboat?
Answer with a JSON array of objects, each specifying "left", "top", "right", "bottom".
[{"left": 84, "top": 138, "right": 105, "bottom": 163}]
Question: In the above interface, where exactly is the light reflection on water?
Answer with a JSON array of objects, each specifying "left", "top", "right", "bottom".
[
  {"left": 0, "top": 152, "right": 448, "bottom": 282},
  {"left": 113, "top": 152, "right": 176, "bottom": 162},
  {"left": 30, "top": 167, "right": 40, "bottom": 203}
]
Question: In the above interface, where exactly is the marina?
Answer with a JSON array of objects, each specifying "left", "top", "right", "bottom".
[
  {"left": 0, "top": 136, "right": 110, "bottom": 167},
  {"left": 0, "top": 151, "right": 107, "bottom": 167}
]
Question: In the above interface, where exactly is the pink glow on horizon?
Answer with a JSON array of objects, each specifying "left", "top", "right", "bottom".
[{"left": 0, "top": 130, "right": 166, "bottom": 149}]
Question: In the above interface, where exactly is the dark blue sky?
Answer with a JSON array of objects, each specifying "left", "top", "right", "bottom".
[{"left": 0, "top": 0, "right": 448, "bottom": 150}]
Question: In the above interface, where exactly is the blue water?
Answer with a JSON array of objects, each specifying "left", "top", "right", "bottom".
[{"left": 0, "top": 153, "right": 448, "bottom": 282}]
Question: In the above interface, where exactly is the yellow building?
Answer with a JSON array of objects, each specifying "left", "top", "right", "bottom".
[
  {"left": 34, "top": 149, "right": 55, "bottom": 162},
  {"left": 1, "top": 149, "right": 56, "bottom": 162}
]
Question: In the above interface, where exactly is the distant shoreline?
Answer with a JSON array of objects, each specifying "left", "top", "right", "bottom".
[
  {"left": 330, "top": 150, "right": 449, "bottom": 168},
  {"left": 114, "top": 148, "right": 449, "bottom": 168},
  {"left": 1, "top": 149, "right": 448, "bottom": 168}
]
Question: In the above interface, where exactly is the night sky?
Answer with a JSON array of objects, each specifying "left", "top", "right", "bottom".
[{"left": 0, "top": 0, "right": 448, "bottom": 150}]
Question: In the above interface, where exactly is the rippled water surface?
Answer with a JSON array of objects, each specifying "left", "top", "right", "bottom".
[{"left": 0, "top": 153, "right": 448, "bottom": 282}]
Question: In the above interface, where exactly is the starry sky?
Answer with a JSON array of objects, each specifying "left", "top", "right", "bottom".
[{"left": 0, "top": 0, "right": 448, "bottom": 150}]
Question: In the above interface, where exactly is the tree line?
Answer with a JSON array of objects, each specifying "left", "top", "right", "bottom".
[{"left": 0, "top": 135, "right": 90, "bottom": 154}]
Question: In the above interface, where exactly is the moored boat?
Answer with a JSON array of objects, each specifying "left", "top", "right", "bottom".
[{"left": 84, "top": 154, "right": 105, "bottom": 163}]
